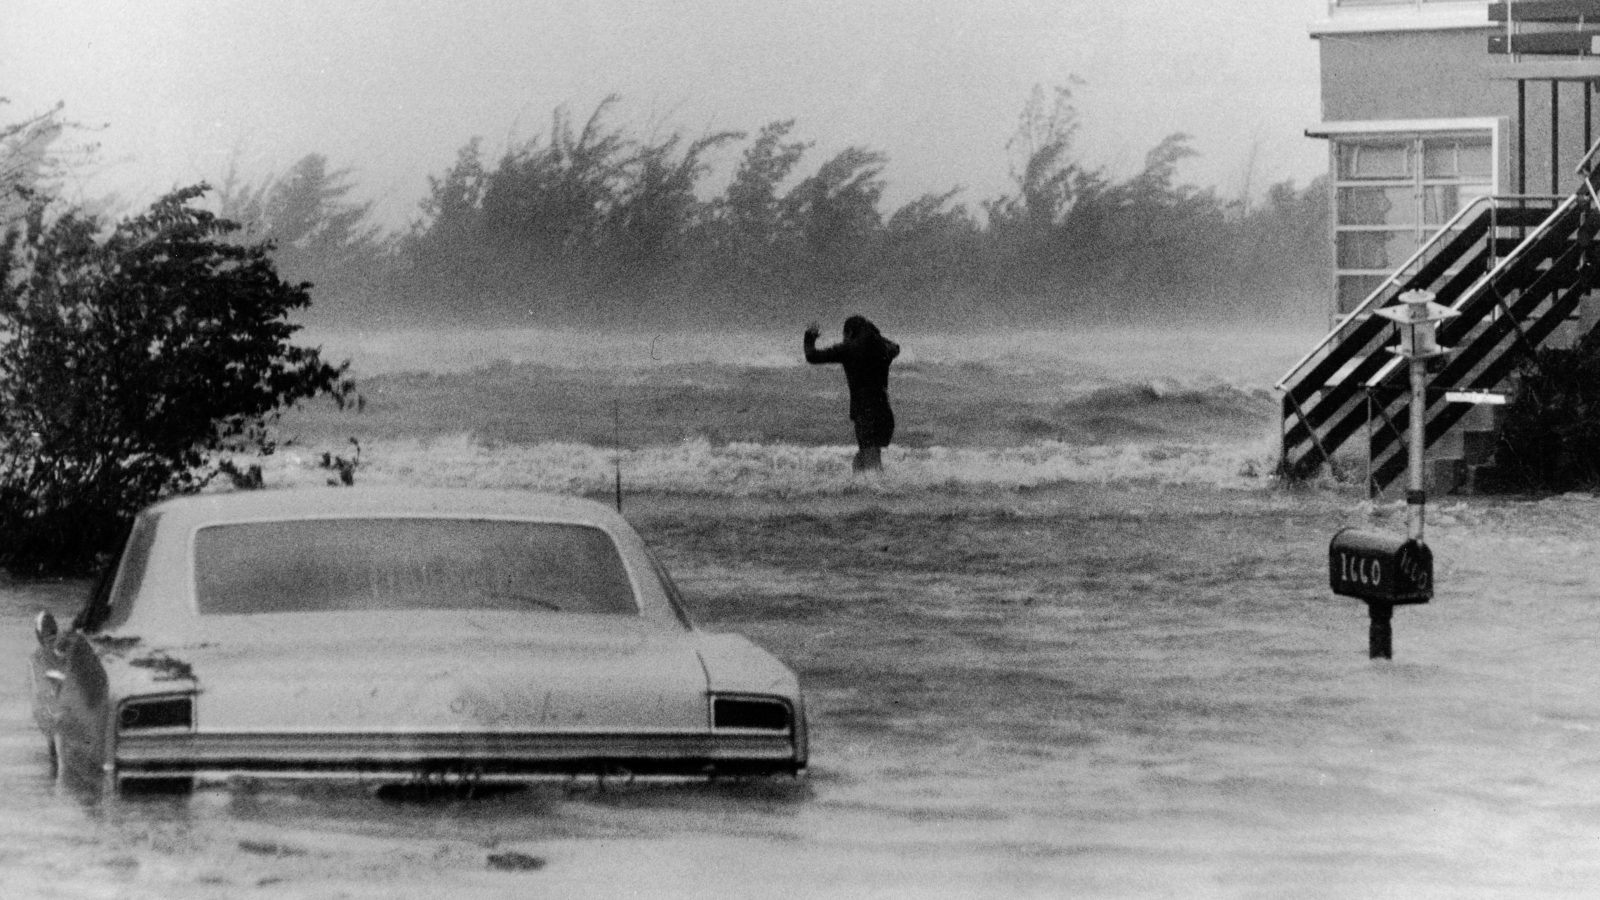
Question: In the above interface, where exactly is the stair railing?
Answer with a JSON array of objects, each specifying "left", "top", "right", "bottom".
[
  {"left": 1275, "top": 194, "right": 1529, "bottom": 477},
  {"left": 1278, "top": 131, "right": 1600, "bottom": 489},
  {"left": 1578, "top": 135, "right": 1600, "bottom": 179},
  {"left": 1359, "top": 149, "right": 1600, "bottom": 395},
  {"left": 1360, "top": 191, "right": 1582, "bottom": 391},
  {"left": 1363, "top": 209, "right": 1594, "bottom": 492},
  {"left": 1274, "top": 195, "right": 1502, "bottom": 393},
  {"left": 1358, "top": 144, "right": 1600, "bottom": 490}
]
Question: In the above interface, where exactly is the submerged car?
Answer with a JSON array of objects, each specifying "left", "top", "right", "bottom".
[{"left": 29, "top": 489, "right": 807, "bottom": 793}]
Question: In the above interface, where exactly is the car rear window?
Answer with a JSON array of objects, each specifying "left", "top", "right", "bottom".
[{"left": 193, "top": 518, "right": 639, "bottom": 616}]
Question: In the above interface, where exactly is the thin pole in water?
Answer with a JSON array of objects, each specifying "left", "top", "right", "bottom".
[
  {"left": 1407, "top": 353, "right": 1426, "bottom": 543},
  {"left": 613, "top": 399, "right": 623, "bottom": 512}
]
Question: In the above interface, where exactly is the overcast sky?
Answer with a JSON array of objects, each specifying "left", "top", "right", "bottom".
[{"left": 3, "top": 1, "right": 1326, "bottom": 229}]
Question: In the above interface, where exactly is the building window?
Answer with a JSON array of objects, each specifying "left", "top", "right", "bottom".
[{"left": 1331, "top": 132, "right": 1494, "bottom": 314}]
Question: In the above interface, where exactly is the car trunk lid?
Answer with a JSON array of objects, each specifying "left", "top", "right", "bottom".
[{"left": 153, "top": 614, "right": 711, "bottom": 734}]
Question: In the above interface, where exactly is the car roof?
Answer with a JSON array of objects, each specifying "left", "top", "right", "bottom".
[
  {"left": 143, "top": 487, "right": 627, "bottom": 530},
  {"left": 106, "top": 487, "right": 693, "bottom": 635}
]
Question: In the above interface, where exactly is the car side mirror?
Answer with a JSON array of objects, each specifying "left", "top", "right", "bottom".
[{"left": 33, "top": 610, "right": 58, "bottom": 647}]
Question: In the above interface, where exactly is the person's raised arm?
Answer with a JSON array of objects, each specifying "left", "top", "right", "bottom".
[{"left": 804, "top": 322, "right": 846, "bottom": 364}]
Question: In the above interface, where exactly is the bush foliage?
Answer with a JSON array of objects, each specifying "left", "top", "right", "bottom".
[
  {"left": 1480, "top": 332, "right": 1600, "bottom": 493},
  {"left": 0, "top": 184, "right": 354, "bottom": 574}
]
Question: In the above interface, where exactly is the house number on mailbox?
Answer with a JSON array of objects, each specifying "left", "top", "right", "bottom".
[{"left": 1336, "top": 551, "right": 1382, "bottom": 587}]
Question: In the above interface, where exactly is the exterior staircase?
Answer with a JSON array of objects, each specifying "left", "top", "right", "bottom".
[{"left": 1278, "top": 145, "right": 1600, "bottom": 496}]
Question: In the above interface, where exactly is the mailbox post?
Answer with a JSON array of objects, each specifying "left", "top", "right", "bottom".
[{"left": 1330, "top": 289, "right": 1452, "bottom": 659}]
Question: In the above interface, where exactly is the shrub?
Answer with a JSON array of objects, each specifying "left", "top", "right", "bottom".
[
  {"left": 1479, "top": 331, "right": 1600, "bottom": 493},
  {"left": 0, "top": 185, "right": 354, "bottom": 574}
]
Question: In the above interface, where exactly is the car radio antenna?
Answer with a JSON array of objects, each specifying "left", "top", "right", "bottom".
[{"left": 613, "top": 398, "right": 624, "bottom": 512}]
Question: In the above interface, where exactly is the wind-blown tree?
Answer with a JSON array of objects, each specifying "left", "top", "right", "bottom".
[
  {"left": 0, "top": 185, "right": 355, "bottom": 574},
  {"left": 400, "top": 138, "right": 492, "bottom": 319},
  {"left": 985, "top": 82, "right": 1115, "bottom": 304},
  {"left": 781, "top": 145, "right": 888, "bottom": 284},
  {"left": 604, "top": 128, "right": 742, "bottom": 293},
  {"left": 477, "top": 98, "right": 636, "bottom": 317},
  {"left": 217, "top": 153, "right": 392, "bottom": 321},
  {"left": 404, "top": 102, "right": 753, "bottom": 321},
  {"left": 0, "top": 100, "right": 70, "bottom": 228},
  {"left": 980, "top": 83, "right": 1326, "bottom": 322},
  {"left": 704, "top": 119, "right": 812, "bottom": 284},
  {"left": 1087, "top": 133, "right": 1229, "bottom": 311},
  {"left": 873, "top": 188, "right": 984, "bottom": 313},
  {"left": 385, "top": 88, "right": 1331, "bottom": 327},
  {"left": 1004, "top": 83, "right": 1085, "bottom": 236},
  {"left": 1223, "top": 175, "right": 1332, "bottom": 317}
]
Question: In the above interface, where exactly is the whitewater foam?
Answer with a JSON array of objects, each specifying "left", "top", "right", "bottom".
[
  {"left": 258, "top": 326, "right": 1308, "bottom": 493},
  {"left": 242, "top": 433, "right": 1281, "bottom": 497}
]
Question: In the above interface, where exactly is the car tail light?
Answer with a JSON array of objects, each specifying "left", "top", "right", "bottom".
[
  {"left": 118, "top": 695, "right": 194, "bottom": 731},
  {"left": 711, "top": 695, "right": 792, "bottom": 731}
]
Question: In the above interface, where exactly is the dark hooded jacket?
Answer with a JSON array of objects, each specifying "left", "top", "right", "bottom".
[{"left": 804, "top": 316, "right": 900, "bottom": 446}]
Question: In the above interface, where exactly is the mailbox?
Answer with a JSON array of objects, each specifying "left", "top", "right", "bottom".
[{"left": 1328, "top": 528, "right": 1432, "bottom": 604}]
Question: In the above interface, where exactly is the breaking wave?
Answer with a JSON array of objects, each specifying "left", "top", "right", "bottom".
[
  {"left": 1039, "top": 379, "right": 1277, "bottom": 444},
  {"left": 265, "top": 327, "right": 1306, "bottom": 494},
  {"left": 246, "top": 432, "right": 1280, "bottom": 497},
  {"left": 303, "top": 325, "right": 1316, "bottom": 384}
]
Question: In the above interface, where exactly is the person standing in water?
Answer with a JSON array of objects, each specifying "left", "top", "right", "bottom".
[{"left": 804, "top": 315, "right": 900, "bottom": 471}]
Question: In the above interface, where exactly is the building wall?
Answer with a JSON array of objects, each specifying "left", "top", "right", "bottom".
[
  {"left": 1320, "top": 28, "right": 1596, "bottom": 194},
  {"left": 1313, "top": 22, "right": 1600, "bottom": 317},
  {"left": 1321, "top": 30, "right": 1506, "bottom": 121}
]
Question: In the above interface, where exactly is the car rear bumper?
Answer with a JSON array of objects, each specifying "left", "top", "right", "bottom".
[{"left": 115, "top": 730, "right": 806, "bottom": 783}]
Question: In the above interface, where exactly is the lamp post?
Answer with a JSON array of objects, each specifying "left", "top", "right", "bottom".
[{"left": 1373, "top": 288, "right": 1458, "bottom": 546}]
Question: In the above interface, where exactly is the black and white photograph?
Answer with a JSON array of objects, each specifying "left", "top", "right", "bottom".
[{"left": 4, "top": 1, "right": 1600, "bottom": 897}]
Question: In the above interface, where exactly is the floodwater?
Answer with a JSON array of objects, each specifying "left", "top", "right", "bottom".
[
  {"left": 9, "top": 326, "right": 1600, "bottom": 898},
  {"left": 11, "top": 487, "right": 1600, "bottom": 899}
]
